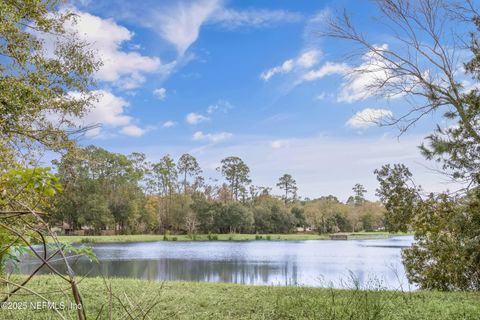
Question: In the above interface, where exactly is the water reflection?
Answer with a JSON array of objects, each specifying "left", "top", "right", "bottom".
[{"left": 18, "top": 236, "right": 415, "bottom": 289}]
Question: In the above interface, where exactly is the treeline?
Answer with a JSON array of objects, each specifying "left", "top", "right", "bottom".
[{"left": 51, "top": 146, "right": 385, "bottom": 235}]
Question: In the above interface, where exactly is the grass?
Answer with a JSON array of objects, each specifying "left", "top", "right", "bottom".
[
  {"left": 49, "top": 232, "right": 410, "bottom": 244},
  {"left": 1, "top": 275, "right": 479, "bottom": 319}
]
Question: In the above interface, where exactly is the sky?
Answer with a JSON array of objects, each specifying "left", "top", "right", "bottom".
[{"left": 53, "top": 0, "right": 467, "bottom": 201}]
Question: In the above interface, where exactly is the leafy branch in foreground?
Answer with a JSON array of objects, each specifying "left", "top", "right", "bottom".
[{"left": 376, "top": 163, "right": 480, "bottom": 291}]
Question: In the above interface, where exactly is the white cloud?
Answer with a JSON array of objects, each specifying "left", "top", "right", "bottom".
[
  {"left": 64, "top": 9, "right": 166, "bottom": 89},
  {"left": 81, "top": 90, "right": 131, "bottom": 127},
  {"left": 210, "top": 8, "right": 302, "bottom": 29},
  {"left": 186, "top": 112, "right": 210, "bottom": 125},
  {"left": 206, "top": 100, "right": 233, "bottom": 114},
  {"left": 315, "top": 92, "right": 326, "bottom": 100},
  {"left": 461, "top": 80, "right": 480, "bottom": 93},
  {"left": 293, "top": 44, "right": 409, "bottom": 103},
  {"left": 346, "top": 108, "right": 394, "bottom": 129},
  {"left": 193, "top": 131, "right": 232, "bottom": 143},
  {"left": 163, "top": 121, "right": 176, "bottom": 128},
  {"left": 303, "top": 62, "right": 350, "bottom": 81},
  {"left": 148, "top": 0, "right": 221, "bottom": 56},
  {"left": 120, "top": 125, "right": 146, "bottom": 137},
  {"left": 296, "top": 50, "right": 319, "bottom": 68},
  {"left": 60, "top": 90, "right": 147, "bottom": 138},
  {"left": 271, "top": 139, "right": 290, "bottom": 149},
  {"left": 338, "top": 44, "right": 402, "bottom": 103},
  {"left": 261, "top": 60, "right": 294, "bottom": 81},
  {"left": 144, "top": 1, "right": 301, "bottom": 56},
  {"left": 153, "top": 88, "right": 167, "bottom": 100},
  {"left": 261, "top": 49, "right": 321, "bottom": 81}
]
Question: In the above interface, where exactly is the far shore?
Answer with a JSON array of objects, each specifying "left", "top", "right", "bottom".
[{"left": 48, "top": 231, "right": 412, "bottom": 244}]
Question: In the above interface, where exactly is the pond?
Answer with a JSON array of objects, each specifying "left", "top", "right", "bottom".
[{"left": 18, "top": 236, "right": 415, "bottom": 290}]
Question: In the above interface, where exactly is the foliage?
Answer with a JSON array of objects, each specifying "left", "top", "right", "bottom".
[
  {"left": 0, "top": 0, "right": 100, "bottom": 155},
  {"left": 0, "top": 167, "right": 62, "bottom": 272},
  {"left": 327, "top": 0, "right": 480, "bottom": 291},
  {"left": 348, "top": 184, "right": 367, "bottom": 206},
  {"left": 375, "top": 164, "right": 420, "bottom": 233},
  {"left": 217, "top": 156, "right": 251, "bottom": 201},
  {"left": 177, "top": 153, "right": 202, "bottom": 194},
  {"left": 276, "top": 174, "right": 298, "bottom": 204},
  {"left": 377, "top": 166, "right": 480, "bottom": 290},
  {"left": 53, "top": 146, "right": 146, "bottom": 233},
  {"left": 50, "top": 146, "right": 388, "bottom": 237}
]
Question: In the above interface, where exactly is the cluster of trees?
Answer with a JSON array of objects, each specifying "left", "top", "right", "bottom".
[
  {"left": 304, "top": 193, "right": 384, "bottom": 234},
  {"left": 51, "top": 146, "right": 385, "bottom": 235},
  {"left": 326, "top": 0, "right": 480, "bottom": 291},
  {"left": 0, "top": 1, "right": 102, "bottom": 316}
]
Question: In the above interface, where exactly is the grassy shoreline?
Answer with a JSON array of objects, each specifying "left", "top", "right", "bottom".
[
  {"left": 48, "top": 232, "right": 411, "bottom": 244},
  {"left": 2, "top": 275, "right": 479, "bottom": 319}
]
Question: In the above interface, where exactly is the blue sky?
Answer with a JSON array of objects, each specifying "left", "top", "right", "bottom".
[{"left": 57, "top": 0, "right": 463, "bottom": 201}]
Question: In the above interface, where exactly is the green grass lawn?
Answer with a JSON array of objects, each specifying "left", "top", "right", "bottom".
[
  {"left": 1, "top": 276, "right": 478, "bottom": 319},
  {"left": 49, "top": 232, "right": 410, "bottom": 244}
]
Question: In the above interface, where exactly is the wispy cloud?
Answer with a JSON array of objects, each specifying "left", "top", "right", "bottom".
[
  {"left": 163, "top": 120, "right": 177, "bottom": 128},
  {"left": 338, "top": 44, "right": 405, "bottom": 103},
  {"left": 346, "top": 108, "right": 393, "bottom": 129},
  {"left": 193, "top": 131, "right": 232, "bottom": 143},
  {"left": 186, "top": 112, "right": 210, "bottom": 125},
  {"left": 153, "top": 87, "right": 167, "bottom": 100},
  {"left": 302, "top": 62, "right": 350, "bottom": 81},
  {"left": 206, "top": 100, "right": 233, "bottom": 114},
  {"left": 148, "top": 0, "right": 221, "bottom": 56},
  {"left": 120, "top": 125, "right": 146, "bottom": 137},
  {"left": 210, "top": 8, "right": 302, "bottom": 29},
  {"left": 261, "top": 49, "right": 321, "bottom": 81},
  {"left": 271, "top": 139, "right": 290, "bottom": 149},
  {"left": 142, "top": 1, "right": 301, "bottom": 57}
]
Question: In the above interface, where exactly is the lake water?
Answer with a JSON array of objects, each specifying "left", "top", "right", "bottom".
[{"left": 18, "top": 236, "right": 415, "bottom": 290}]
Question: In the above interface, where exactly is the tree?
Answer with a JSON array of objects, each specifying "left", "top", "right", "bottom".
[
  {"left": 53, "top": 146, "right": 146, "bottom": 233},
  {"left": 327, "top": 0, "right": 480, "bottom": 290},
  {"left": 148, "top": 155, "right": 178, "bottom": 231},
  {"left": 325, "top": 0, "right": 480, "bottom": 187},
  {"left": 149, "top": 155, "right": 178, "bottom": 197},
  {"left": 218, "top": 156, "right": 251, "bottom": 201},
  {"left": 191, "top": 198, "right": 223, "bottom": 233},
  {"left": 220, "top": 203, "right": 254, "bottom": 233},
  {"left": 304, "top": 196, "right": 350, "bottom": 233},
  {"left": 276, "top": 174, "right": 298, "bottom": 204},
  {"left": 350, "top": 184, "right": 367, "bottom": 206},
  {"left": 177, "top": 154, "right": 202, "bottom": 194},
  {"left": 0, "top": 4, "right": 99, "bottom": 305},
  {"left": 376, "top": 165, "right": 480, "bottom": 290},
  {"left": 252, "top": 195, "right": 296, "bottom": 233},
  {"left": 0, "top": 0, "right": 99, "bottom": 157},
  {"left": 291, "top": 207, "right": 306, "bottom": 230},
  {"left": 375, "top": 164, "right": 420, "bottom": 232},
  {"left": 184, "top": 211, "right": 199, "bottom": 235}
]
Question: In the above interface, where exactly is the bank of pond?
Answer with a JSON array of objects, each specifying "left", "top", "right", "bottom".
[
  {"left": 3, "top": 276, "right": 480, "bottom": 319},
  {"left": 50, "top": 231, "right": 408, "bottom": 244}
]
